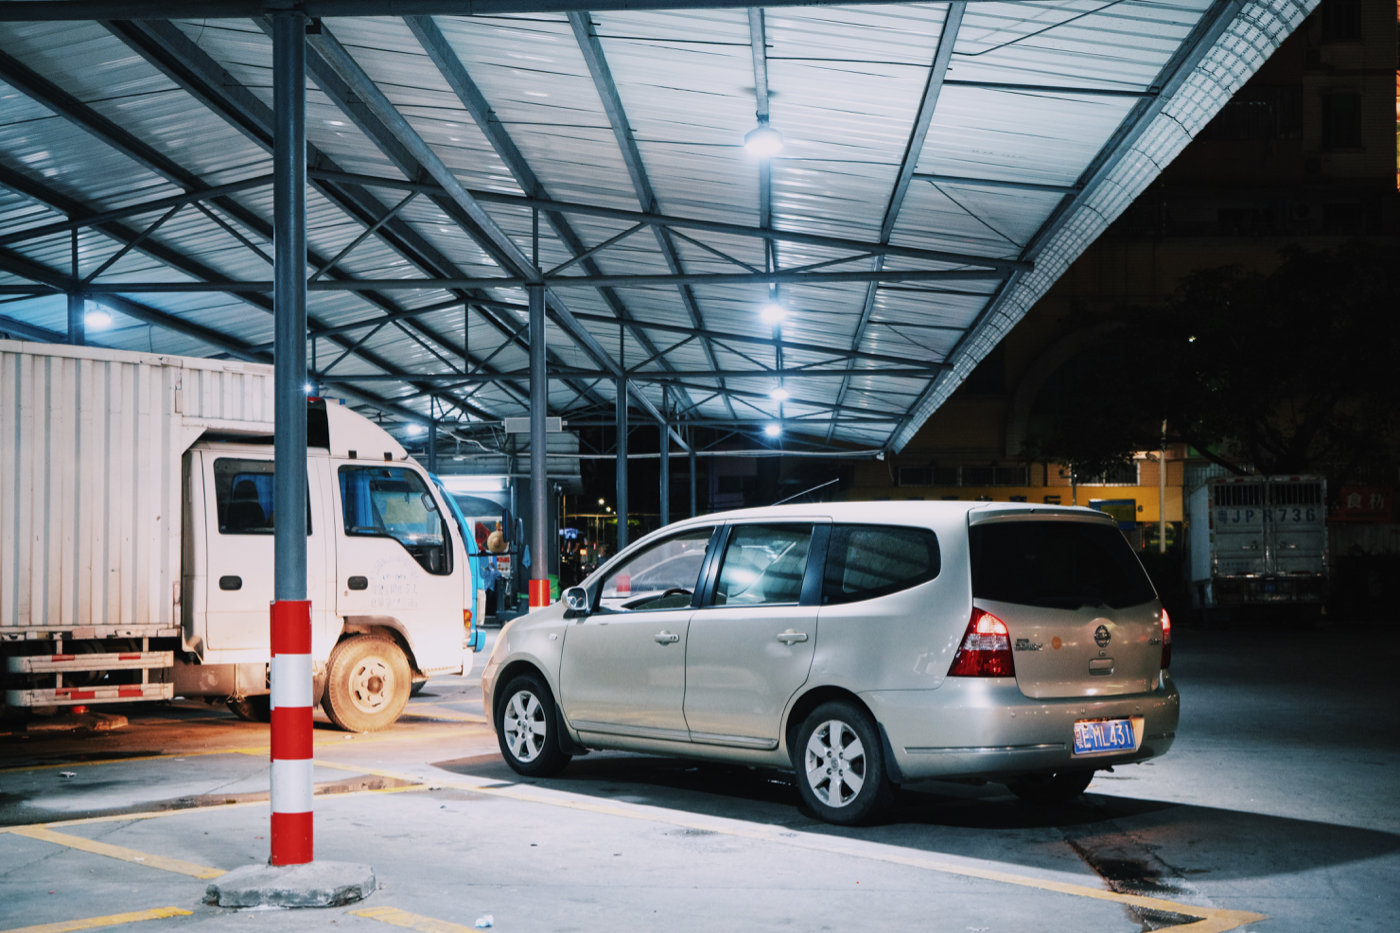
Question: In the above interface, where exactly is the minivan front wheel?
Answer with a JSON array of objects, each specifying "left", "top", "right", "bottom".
[
  {"left": 793, "top": 701, "right": 891, "bottom": 825},
  {"left": 495, "top": 673, "right": 571, "bottom": 777}
]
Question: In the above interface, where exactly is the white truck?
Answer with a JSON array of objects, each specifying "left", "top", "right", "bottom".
[
  {"left": 1187, "top": 475, "right": 1329, "bottom": 616},
  {"left": 1, "top": 340, "right": 481, "bottom": 731}
]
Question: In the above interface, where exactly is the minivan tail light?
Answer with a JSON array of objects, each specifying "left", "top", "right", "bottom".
[
  {"left": 1160, "top": 608, "right": 1172, "bottom": 670},
  {"left": 948, "top": 609, "right": 1015, "bottom": 678}
]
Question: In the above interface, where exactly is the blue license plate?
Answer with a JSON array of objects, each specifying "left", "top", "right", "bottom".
[{"left": 1073, "top": 718, "right": 1135, "bottom": 755}]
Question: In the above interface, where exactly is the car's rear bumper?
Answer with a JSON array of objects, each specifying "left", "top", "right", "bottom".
[{"left": 864, "top": 673, "right": 1179, "bottom": 783}]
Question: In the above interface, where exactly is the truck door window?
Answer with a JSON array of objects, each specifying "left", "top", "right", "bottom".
[
  {"left": 214, "top": 458, "right": 311, "bottom": 535},
  {"left": 339, "top": 466, "right": 452, "bottom": 575}
]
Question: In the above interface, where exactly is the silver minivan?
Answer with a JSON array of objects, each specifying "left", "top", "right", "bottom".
[{"left": 482, "top": 501, "right": 1178, "bottom": 824}]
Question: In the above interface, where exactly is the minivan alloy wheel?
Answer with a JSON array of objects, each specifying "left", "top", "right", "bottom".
[
  {"left": 805, "top": 719, "right": 866, "bottom": 807},
  {"left": 792, "top": 700, "right": 891, "bottom": 825},
  {"left": 503, "top": 689, "right": 547, "bottom": 763},
  {"left": 494, "top": 672, "right": 572, "bottom": 777}
]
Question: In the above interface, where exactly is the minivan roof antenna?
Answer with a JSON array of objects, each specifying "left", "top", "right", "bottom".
[{"left": 772, "top": 478, "right": 839, "bottom": 506}]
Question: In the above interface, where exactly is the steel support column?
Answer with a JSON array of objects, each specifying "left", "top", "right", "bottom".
[
  {"left": 270, "top": 12, "right": 312, "bottom": 869},
  {"left": 66, "top": 292, "right": 83, "bottom": 345},
  {"left": 529, "top": 277, "right": 549, "bottom": 607},
  {"left": 658, "top": 388, "right": 670, "bottom": 527},
  {"left": 615, "top": 379, "right": 628, "bottom": 552},
  {"left": 67, "top": 229, "right": 82, "bottom": 345}
]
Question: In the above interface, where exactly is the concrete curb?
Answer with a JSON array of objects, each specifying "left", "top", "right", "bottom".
[{"left": 205, "top": 860, "right": 376, "bottom": 909}]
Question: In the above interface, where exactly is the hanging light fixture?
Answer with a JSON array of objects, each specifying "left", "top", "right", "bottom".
[
  {"left": 759, "top": 299, "right": 788, "bottom": 326},
  {"left": 764, "top": 423, "right": 783, "bottom": 439},
  {"left": 83, "top": 304, "right": 112, "bottom": 330},
  {"left": 744, "top": 117, "right": 784, "bottom": 158},
  {"left": 770, "top": 386, "right": 790, "bottom": 402}
]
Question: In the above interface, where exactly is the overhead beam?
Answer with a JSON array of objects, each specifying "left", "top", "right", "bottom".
[
  {"left": 315, "top": 366, "right": 940, "bottom": 383},
  {"left": 566, "top": 9, "right": 732, "bottom": 420},
  {"left": 830, "top": 2, "right": 964, "bottom": 445},
  {"left": 888, "top": 0, "right": 1249, "bottom": 451},
  {"left": 410, "top": 14, "right": 707, "bottom": 424},
  {"left": 0, "top": 38, "right": 503, "bottom": 424},
  {"left": 303, "top": 22, "right": 682, "bottom": 445},
  {"left": 0, "top": 0, "right": 953, "bottom": 21},
  {"left": 79, "top": 268, "right": 1002, "bottom": 293},
  {"left": 0, "top": 176, "right": 272, "bottom": 248},
  {"left": 914, "top": 173, "right": 1082, "bottom": 195},
  {"left": 307, "top": 169, "right": 1030, "bottom": 274},
  {"left": 121, "top": 13, "right": 591, "bottom": 417}
]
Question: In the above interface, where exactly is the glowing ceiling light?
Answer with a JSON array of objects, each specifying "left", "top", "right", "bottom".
[
  {"left": 759, "top": 301, "right": 788, "bottom": 326},
  {"left": 770, "top": 386, "right": 790, "bottom": 402},
  {"left": 84, "top": 306, "right": 112, "bottom": 329},
  {"left": 744, "top": 118, "right": 784, "bottom": 158},
  {"left": 764, "top": 423, "right": 783, "bottom": 439}
]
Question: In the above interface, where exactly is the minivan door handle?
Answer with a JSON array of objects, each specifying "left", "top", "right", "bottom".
[
  {"left": 653, "top": 631, "right": 680, "bottom": 645},
  {"left": 347, "top": 576, "right": 369, "bottom": 591},
  {"left": 776, "top": 630, "right": 808, "bottom": 645}
]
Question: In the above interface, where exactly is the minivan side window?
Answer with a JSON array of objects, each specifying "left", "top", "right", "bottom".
[
  {"left": 970, "top": 520, "right": 1156, "bottom": 610},
  {"left": 338, "top": 466, "right": 452, "bottom": 575},
  {"left": 713, "top": 524, "right": 813, "bottom": 606},
  {"left": 214, "top": 458, "right": 311, "bottom": 535},
  {"left": 821, "top": 524, "right": 940, "bottom": 605}
]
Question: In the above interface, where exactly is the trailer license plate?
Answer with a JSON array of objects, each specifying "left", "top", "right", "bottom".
[{"left": 1073, "top": 719, "right": 1135, "bottom": 755}]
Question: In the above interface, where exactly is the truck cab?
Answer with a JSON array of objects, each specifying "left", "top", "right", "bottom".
[{"left": 177, "top": 399, "right": 476, "bottom": 730}]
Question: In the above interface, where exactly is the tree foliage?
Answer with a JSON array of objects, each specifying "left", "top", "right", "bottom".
[{"left": 1024, "top": 242, "right": 1400, "bottom": 485}]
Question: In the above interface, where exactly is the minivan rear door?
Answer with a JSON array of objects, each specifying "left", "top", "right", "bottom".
[
  {"left": 682, "top": 521, "right": 819, "bottom": 748},
  {"left": 968, "top": 513, "right": 1164, "bottom": 699}
]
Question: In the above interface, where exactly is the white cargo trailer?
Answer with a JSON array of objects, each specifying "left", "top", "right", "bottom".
[
  {"left": 1, "top": 340, "right": 480, "bottom": 730},
  {"left": 1186, "top": 475, "right": 1328, "bottom": 615}
]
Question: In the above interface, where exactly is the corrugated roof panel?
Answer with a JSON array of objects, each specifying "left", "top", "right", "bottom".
[
  {"left": 584, "top": 9, "right": 760, "bottom": 227},
  {"left": 420, "top": 14, "right": 644, "bottom": 213},
  {"left": 924, "top": 85, "right": 1138, "bottom": 190},
  {"left": 893, "top": 180, "right": 1064, "bottom": 256},
  {"left": 0, "top": 2, "right": 1319, "bottom": 451}
]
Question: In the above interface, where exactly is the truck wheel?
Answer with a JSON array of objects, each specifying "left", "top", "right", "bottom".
[
  {"left": 494, "top": 672, "right": 571, "bottom": 777},
  {"left": 226, "top": 695, "right": 271, "bottom": 723},
  {"left": 321, "top": 635, "right": 412, "bottom": 732}
]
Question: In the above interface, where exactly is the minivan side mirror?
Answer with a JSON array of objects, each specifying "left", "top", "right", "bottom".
[{"left": 563, "top": 586, "right": 591, "bottom": 617}]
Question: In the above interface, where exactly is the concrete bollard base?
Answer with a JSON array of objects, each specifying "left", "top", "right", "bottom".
[{"left": 206, "top": 860, "right": 376, "bottom": 909}]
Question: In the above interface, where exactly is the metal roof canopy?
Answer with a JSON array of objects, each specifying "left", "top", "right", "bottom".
[{"left": 0, "top": 0, "right": 1317, "bottom": 455}]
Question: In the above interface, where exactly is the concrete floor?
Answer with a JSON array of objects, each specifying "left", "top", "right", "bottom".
[{"left": 1, "top": 620, "right": 1396, "bottom": 933}]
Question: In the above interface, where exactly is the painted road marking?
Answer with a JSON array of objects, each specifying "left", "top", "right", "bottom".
[
  {"left": 354, "top": 906, "right": 484, "bottom": 933},
  {"left": 314, "top": 760, "right": 1267, "bottom": 933},
  {"left": 5, "top": 826, "right": 224, "bottom": 879},
  {"left": 1, "top": 752, "right": 1267, "bottom": 933},
  {"left": 0, "top": 906, "right": 191, "bottom": 933}
]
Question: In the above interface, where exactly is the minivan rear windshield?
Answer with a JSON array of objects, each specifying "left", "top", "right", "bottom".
[{"left": 970, "top": 520, "right": 1156, "bottom": 610}]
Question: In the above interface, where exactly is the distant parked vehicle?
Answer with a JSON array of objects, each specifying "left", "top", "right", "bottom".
[
  {"left": 1187, "top": 475, "right": 1328, "bottom": 620},
  {"left": 483, "top": 501, "right": 1178, "bottom": 824}
]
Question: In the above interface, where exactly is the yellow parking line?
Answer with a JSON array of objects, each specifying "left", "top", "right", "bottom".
[
  {"left": 0, "top": 754, "right": 1267, "bottom": 933},
  {"left": 353, "top": 906, "right": 481, "bottom": 933},
  {"left": 323, "top": 765, "right": 1267, "bottom": 933},
  {"left": 6, "top": 826, "right": 224, "bottom": 879},
  {"left": 0, "top": 907, "right": 192, "bottom": 933}
]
